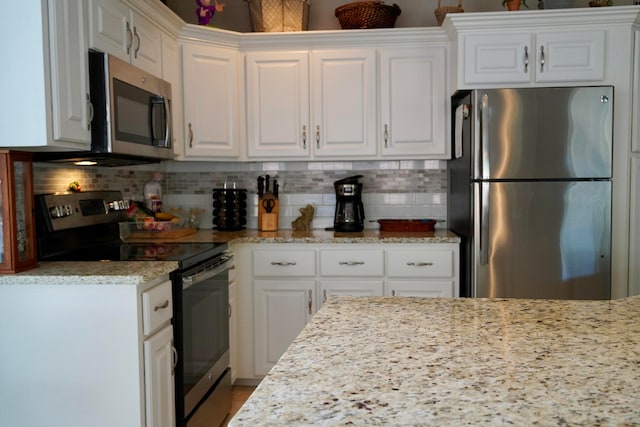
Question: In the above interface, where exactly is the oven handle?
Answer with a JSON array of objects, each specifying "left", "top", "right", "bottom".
[{"left": 182, "top": 254, "right": 234, "bottom": 289}]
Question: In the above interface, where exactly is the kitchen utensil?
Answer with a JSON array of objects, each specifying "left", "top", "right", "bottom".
[
  {"left": 257, "top": 176, "right": 264, "bottom": 198},
  {"left": 262, "top": 198, "right": 276, "bottom": 213}
]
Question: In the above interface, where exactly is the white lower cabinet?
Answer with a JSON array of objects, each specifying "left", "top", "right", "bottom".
[
  {"left": 0, "top": 278, "right": 175, "bottom": 427},
  {"left": 253, "top": 280, "right": 315, "bottom": 376},
  {"left": 234, "top": 242, "right": 459, "bottom": 381}
]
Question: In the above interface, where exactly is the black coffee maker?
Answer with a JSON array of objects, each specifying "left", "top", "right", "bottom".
[{"left": 333, "top": 175, "right": 365, "bottom": 232}]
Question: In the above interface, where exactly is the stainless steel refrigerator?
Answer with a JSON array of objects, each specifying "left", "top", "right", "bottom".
[{"left": 448, "top": 87, "right": 612, "bottom": 300}]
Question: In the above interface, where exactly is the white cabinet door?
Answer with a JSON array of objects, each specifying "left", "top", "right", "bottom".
[
  {"left": 182, "top": 43, "right": 239, "bottom": 159},
  {"left": 143, "top": 324, "right": 176, "bottom": 427},
  {"left": 89, "top": 0, "right": 162, "bottom": 76},
  {"left": 379, "top": 46, "right": 448, "bottom": 157},
  {"left": 311, "top": 49, "right": 377, "bottom": 158},
  {"left": 49, "top": 0, "right": 91, "bottom": 145},
  {"left": 463, "top": 32, "right": 531, "bottom": 85},
  {"left": 462, "top": 30, "right": 605, "bottom": 86},
  {"left": 387, "top": 280, "right": 455, "bottom": 298},
  {"left": 535, "top": 31, "right": 605, "bottom": 83},
  {"left": 318, "top": 280, "right": 383, "bottom": 309},
  {"left": 253, "top": 280, "right": 314, "bottom": 376},
  {"left": 245, "top": 51, "right": 310, "bottom": 159}
]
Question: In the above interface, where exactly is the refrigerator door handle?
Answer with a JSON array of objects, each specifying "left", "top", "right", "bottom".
[
  {"left": 479, "top": 182, "right": 490, "bottom": 266},
  {"left": 479, "top": 93, "right": 490, "bottom": 179}
]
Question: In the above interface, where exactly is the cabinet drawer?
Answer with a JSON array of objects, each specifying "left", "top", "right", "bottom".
[
  {"left": 387, "top": 250, "right": 454, "bottom": 278},
  {"left": 319, "top": 249, "right": 384, "bottom": 277},
  {"left": 142, "top": 280, "right": 173, "bottom": 336},
  {"left": 253, "top": 250, "right": 316, "bottom": 277}
]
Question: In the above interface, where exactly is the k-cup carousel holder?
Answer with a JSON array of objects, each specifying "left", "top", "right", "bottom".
[{"left": 212, "top": 188, "right": 247, "bottom": 231}]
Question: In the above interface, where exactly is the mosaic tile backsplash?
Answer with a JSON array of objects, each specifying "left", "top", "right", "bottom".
[{"left": 34, "top": 161, "right": 448, "bottom": 230}]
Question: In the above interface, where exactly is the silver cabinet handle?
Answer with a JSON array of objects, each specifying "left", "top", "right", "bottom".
[
  {"left": 391, "top": 290, "right": 396, "bottom": 297},
  {"left": 315, "top": 125, "right": 320, "bottom": 149},
  {"left": 302, "top": 125, "right": 307, "bottom": 149},
  {"left": 171, "top": 345, "right": 178, "bottom": 373},
  {"left": 154, "top": 300, "right": 169, "bottom": 311},
  {"left": 540, "top": 45, "right": 545, "bottom": 73},
  {"left": 339, "top": 261, "right": 365, "bottom": 266},
  {"left": 323, "top": 289, "right": 327, "bottom": 303},
  {"left": 308, "top": 290, "right": 313, "bottom": 315},
  {"left": 188, "top": 123, "right": 193, "bottom": 148},
  {"left": 126, "top": 22, "right": 133, "bottom": 54},
  {"left": 133, "top": 26, "right": 141, "bottom": 58},
  {"left": 384, "top": 124, "right": 389, "bottom": 148},
  {"left": 270, "top": 261, "right": 297, "bottom": 266},
  {"left": 406, "top": 262, "right": 434, "bottom": 267},
  {"left": 228, "top": 303, "right": 232, "bottom": 319},
  {"left": 524, "top": 46, "right": 529, "bottom": 73}
]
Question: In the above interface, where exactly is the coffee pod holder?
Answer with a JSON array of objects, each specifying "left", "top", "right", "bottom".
[{"left": 212, "top": 188, "right": 247, "bottom": 231}]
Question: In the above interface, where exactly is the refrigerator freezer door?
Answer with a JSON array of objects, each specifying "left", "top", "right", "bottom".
[
  {"left": 473, "top": 181, "right": 611, "bottom": 299},
  {"left": 474, "top": 86, "right": 613, "bottom": 180}
]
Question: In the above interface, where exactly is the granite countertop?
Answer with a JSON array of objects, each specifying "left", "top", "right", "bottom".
[
  {"left": 0, "top": 261, "right": 178, "bottom": 286},
  {"left": 147, "top": 228, "right": 461, "bottom": 245},
  {"left": 0, "top": 229, "right": 457, "bottom": 284},
  {"left": 229, "top": 295, "right": 640, "bottom": 426}
]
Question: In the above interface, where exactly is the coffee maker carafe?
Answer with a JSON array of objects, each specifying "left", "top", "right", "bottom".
[{"left": 333, "top": 175, "right": 365, "bottom": 232}]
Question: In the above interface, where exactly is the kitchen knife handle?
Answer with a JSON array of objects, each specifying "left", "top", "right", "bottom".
[
  {"left": 302, "top": 125, "right": 307, "bottom": 149},
  {"left": 539, "top": 45, "right": 545, "bottom": 73},
  {"left": 524, "top": 46, "right": 529, "bottom": 73}
]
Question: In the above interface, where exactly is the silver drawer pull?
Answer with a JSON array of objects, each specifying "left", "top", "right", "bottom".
[
  {"left": 271, "top": 261, "right": 297, "bottom": 266},
  {"left": 154, "top": 300, "right": 169, "bottom": 311},
  {"left": 339, "top": 261, "right": 365, "bottom": 266},
  {"left": 406, "top": 262, "right": 434, "bottom": 267}
]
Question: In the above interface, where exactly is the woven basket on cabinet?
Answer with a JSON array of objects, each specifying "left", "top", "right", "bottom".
[
  {"left": 335, "top": 1, "right": 402, "bottom": 30},
  {"left": 434, "top": 0, "right": 463, "bottom": 26}
]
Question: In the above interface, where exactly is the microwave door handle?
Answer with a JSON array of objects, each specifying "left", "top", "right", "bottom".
[
  {"left": 163, "top": 96, "right": 172, "bottom": 149},
  {"left": 150, "top": 95, "right": 171, "bottom": 148}
]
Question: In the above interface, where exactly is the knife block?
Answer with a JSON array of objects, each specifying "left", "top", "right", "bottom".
[{"left": 258, "top": 195, "right": 279, "bottom": 231}]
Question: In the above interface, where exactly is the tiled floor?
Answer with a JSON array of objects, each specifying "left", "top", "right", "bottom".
[{"left": 222, "top": 386, "right": 256, "bottom": 426}]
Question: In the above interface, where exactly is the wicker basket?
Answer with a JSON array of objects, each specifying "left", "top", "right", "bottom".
[
  {"left": 335, "top": 1, "right": 401, "bottom": 30},
  {"left": 434, "top": 0, "right": 463, "bottom": 26},
  {"left": 246, "top": 0, "right": 310, "bottom": 32}
]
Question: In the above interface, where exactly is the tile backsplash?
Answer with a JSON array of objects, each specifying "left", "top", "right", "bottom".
[{"left": 34, "top": 160, "right": 448, "bottom": 230}]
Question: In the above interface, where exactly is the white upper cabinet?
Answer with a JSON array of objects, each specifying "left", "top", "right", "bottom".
[
  {"left": 89, "top": 0, "right": 162, "bottom": 76},
  {"left": 245, "top": 49, "right": 376, "bottom": 159},
  {"left": 461, "top": 30, "right": 605, "bottom": 87},
  {"left": 379, "top": 46, "right": 448, "bottom": 157},
  {"left": 182, "top": 43, "right": 240, "bottom": 159},
  {"left": 0, "top": 0, "right": 91, "bottom": 149},
  {"left": 245, "top": 51, "right": 310, "bottom": 158},
  {"left": 311, "top": 50, "right": 377, "bottom": 158}
]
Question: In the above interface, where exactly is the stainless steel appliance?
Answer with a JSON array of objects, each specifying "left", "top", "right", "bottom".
[
  {"left": 333, "top": 175, "right": 365, "bottom": 232},
  {"left": 449, "top": 87, "right": 612, "bottom": 299},
  {"left": 34, "top": 191, "right": 232, "bottom": 426},
  {"left": 36, "top": 52, "right": 174, "bottom": 167}
]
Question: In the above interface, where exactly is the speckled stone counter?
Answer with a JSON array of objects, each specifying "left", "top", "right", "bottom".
[
  {"left": 229, "top": 296, "right": 640, "bottom": 426},
  {"left": 0, "top": 261, "right": 177, "bottom": 286},
  {"left": 131, "top": 229, "right": 461, "bottom": 245}
]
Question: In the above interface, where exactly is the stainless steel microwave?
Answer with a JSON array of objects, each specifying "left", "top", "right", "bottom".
[{"left": 87, "top": 51, "right": 174, "bottom": 163}]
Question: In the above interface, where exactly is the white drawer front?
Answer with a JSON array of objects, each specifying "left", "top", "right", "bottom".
[
  {"left": 253, "top": 250, "right": 316, "bottom": 277},
  {"left": 387, "top": 250, "right": 454, "bottom": 278},
  {"left": 320, "top": 250, "right": 384, "bottom": 277},
  {"left": 142, "top": 280, "right": 173, "bottom": 336}
]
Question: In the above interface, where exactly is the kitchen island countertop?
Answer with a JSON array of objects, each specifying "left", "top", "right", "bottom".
[{"left": 229, "top": 295, "right": 640, "bottom": 426}]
